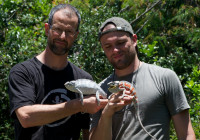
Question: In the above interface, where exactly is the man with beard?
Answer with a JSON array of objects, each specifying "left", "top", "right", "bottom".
[
  {"left": 89, "top": 17, "right": 196, "bottom": 140},
  {"left": 8, "top": 4, "right": 107, "bottom": 140}
]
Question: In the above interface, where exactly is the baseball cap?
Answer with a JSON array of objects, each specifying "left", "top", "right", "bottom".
[{"left": 98, "top": 17, "right": 134, "bottom": 40}]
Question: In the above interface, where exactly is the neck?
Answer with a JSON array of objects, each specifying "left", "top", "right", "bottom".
[
  {"left": 115, "top": 59, "right": 141, "bottom": 77},
  {"left": 36, "top": 47, "right": 68, "bottom": 70}
]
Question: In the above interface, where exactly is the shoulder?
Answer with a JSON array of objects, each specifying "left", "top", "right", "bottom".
[
  {"left": 10, "top": 58, "right": 36, "bottom": 73},
  {"left": 143, "top": 63, "right": 177, "bottom": 78},
  {"left": 68, "top": 61, "right": 93, "bottom": 80},
  {"left": 9, "top": 57, "right": 42, "bottom": 81},
  {"left": 142, "top": 63, "right": 180, "bottom": 87},
  {"left": 143, "top": 63, "right": 169, "bottom": 72}
]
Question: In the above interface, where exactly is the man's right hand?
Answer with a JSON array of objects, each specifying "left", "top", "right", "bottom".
[{"left": 102, "top": 91, "right": 134, "bottom": 118}]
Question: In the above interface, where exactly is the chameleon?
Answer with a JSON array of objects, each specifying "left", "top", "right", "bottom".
[
  {"left": 108, "top": 80, "right": 138, "bottom": 103},
  {"left": 107, "top": 81, "right": 157, "bottom": 140},
  {"left": 64, "top": 79, "right": 107, "bottom": 105}
]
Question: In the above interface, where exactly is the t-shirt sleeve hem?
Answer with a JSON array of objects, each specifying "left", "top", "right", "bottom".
[
  {"left": 171, "top": 105, "right": 190, "bottom": 116},
  {"left": 10, "top": 103, "right": 34, "bottom": 118}
]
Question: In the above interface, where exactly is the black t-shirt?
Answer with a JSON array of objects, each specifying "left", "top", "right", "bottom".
[{"left": 8, "top": 57, "right": 93, "bottom": 140}]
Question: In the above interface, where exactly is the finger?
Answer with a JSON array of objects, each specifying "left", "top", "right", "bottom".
[
  {"left": 99, "top": 99, "right": 109, "bottom": 105},
  {"left": 108, "top": 101, "right": 129, "bottom": 110},
  {"left": 109, "top": 96, "right": 123, "bottom": 103},
  {"left": 108, "top": 92, "right": 123, "bottom": 100},
  {"left": 123, "top": 95, "right": 134, "bottom": 100},
  {"left": 99, "top": 95, "right": 107, "bottom": 99},
  {"left": 124, "top": 91, "right": 131, "bottom": 95}
]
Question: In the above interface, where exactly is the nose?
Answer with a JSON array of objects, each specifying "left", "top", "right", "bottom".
[
  {"left": 60, "top": 31, "right": 66, "bottom": 40},
  {"left": 113, "top": 46, "right": 120, "bottom": 53}
]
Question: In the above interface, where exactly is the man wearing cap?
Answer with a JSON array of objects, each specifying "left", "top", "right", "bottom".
[{"left": 89, "top": 17, "right": 196, "bottom": 140}]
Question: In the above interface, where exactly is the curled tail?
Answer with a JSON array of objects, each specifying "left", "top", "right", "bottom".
[{"left": 135, "top": 104, "right": 158, "bottom": 140}]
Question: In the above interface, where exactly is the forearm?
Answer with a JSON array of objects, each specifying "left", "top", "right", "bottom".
[
  {"left": 175, "top": 120, "right": 196, "bottom": 140},
  {"left": 184, "top": 134, "right": 196, "bottom": 140},
  {"left": 89, "top": 93, "right": 134, "bottom": 140},
  {"left": 90, "top": 113, "right": 112, "bottom": 140},
  {"left": 172, "top": 109, "right": 196, "bottom": 140},
  {"left": 16, "top": 98, "right": 84, "bottom": 128}
]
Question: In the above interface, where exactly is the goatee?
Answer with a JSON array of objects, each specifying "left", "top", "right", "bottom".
[{"left": 49, "top": 40, "right": 70, "bottom": 55}]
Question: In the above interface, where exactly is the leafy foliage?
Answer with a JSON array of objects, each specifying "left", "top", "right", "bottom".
[
  {"left": 185, "top": 66, "right": 200, "bottom": 138},
  {"left": 0, "top": 0, "right": 199, "bottom": 139}
]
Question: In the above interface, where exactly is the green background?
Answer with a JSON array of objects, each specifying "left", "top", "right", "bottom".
[{"left": 0, "top": 0, "right": 199, "bottom": 139}]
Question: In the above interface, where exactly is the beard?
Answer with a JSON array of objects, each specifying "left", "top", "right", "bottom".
[
  {"left": 48, "top": 38, "right": 70, "bottom": 56},
  {"left": 109, "top": 50, "right": 136, "bottom": 70}
]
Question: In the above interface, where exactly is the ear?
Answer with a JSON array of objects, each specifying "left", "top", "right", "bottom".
[
  {"left": 132, "top": 34, "right": 137, "bottom": 42},
  {"left": 44, "top": 23, "right": 50, "bottom": 36}
]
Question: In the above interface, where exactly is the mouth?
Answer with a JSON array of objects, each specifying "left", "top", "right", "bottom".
[
  {"left": 54, "top": 40, "right": 67, "bottom": 46},
  {"left": 113, "top": 53, "right": 123, "bottom": 60}
]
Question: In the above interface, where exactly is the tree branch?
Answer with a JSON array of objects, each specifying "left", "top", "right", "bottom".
[
  {"left": 130, "top": 0, "right": 162, "bottom": 25},
  {"left": 135, "top": 19, "right": 149, "bottom": 34},
  {"left": 119, "top": 5, "right": 130, "bottom": 13}
]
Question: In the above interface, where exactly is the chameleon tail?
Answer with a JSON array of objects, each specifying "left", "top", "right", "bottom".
[{"left": 135, "top": 104, "right": 158, "bottom": 140}]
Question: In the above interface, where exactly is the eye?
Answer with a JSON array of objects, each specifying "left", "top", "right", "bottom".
[
  {"left": 65, "top": 30, "right": 73, "bottom": 33},
  {"left": 117, "top": 41, "right": 126, "bottom": 45},
  {"left": 104, "top": 45, "right": 111, "bottom": 50},
  {"left": 52, "top": 27, "right": 62, "bottom": 34},
  {"left": 65, "top": 29, "right": 76, "bottom": 36}
]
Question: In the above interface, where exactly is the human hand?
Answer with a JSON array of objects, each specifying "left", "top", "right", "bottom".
[
  {"left": 102, "top": 91, "right": 133, "bottom": 118},
  {"left": 81, "top": 95, "right": 108, "bottom": 114}
]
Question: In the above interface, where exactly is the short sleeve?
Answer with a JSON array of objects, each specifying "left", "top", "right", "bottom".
[
  {"left": 163, "top": 70, "right": 190, "bottom": 116},
  {"left": 8, "top": 65, "right": 36, "bottom": 118}
]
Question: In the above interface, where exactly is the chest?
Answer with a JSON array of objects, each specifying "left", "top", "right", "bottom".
[{"left": 33, "top": 67, "right": 77, "bottom": 104}]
